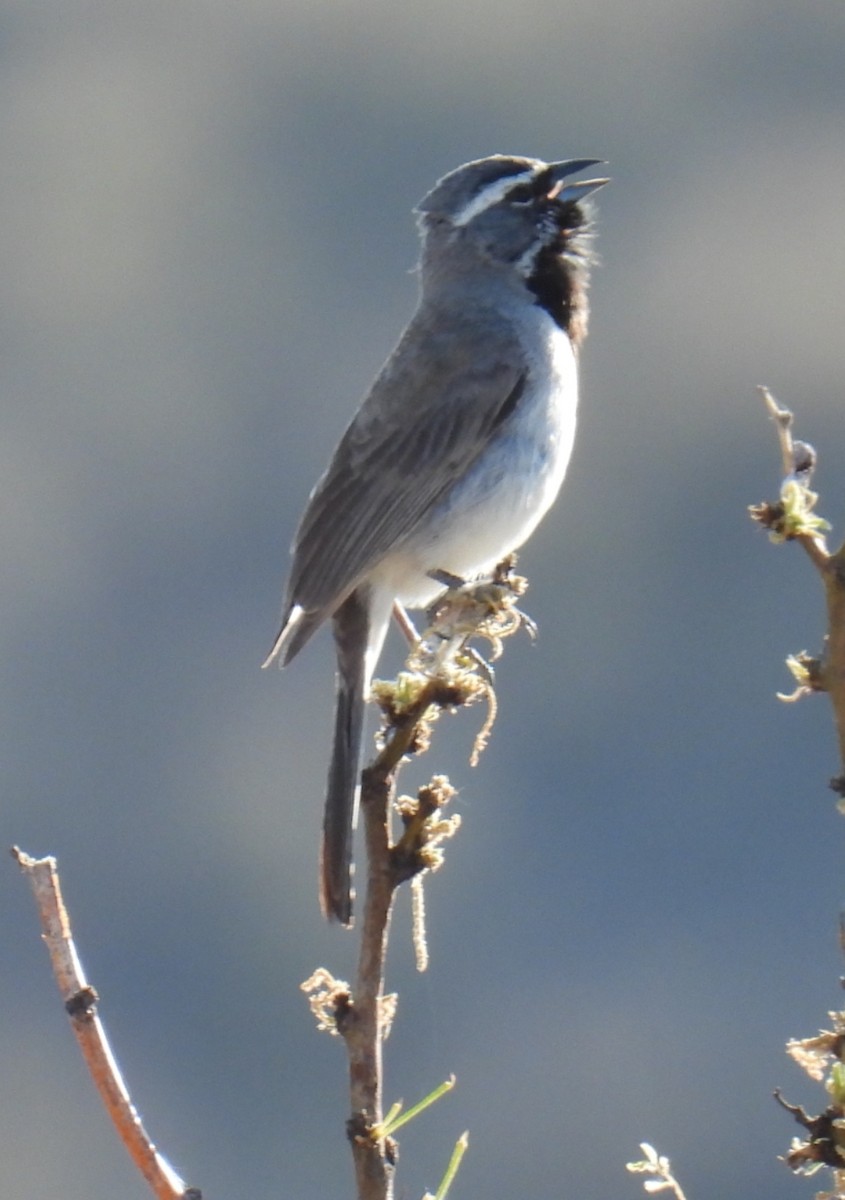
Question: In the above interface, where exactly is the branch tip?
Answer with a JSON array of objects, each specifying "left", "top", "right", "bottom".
[{"left": 16, "top": 847, "right": 199, "bottom": 1199}]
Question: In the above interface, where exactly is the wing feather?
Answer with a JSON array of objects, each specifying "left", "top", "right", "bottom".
[{"left": 285, "top": 309, "right": 526, "bottom": 621}]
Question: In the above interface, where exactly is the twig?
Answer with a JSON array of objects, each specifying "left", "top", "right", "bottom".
[
  {"left": 752, "top": 391, "right": 845, "bottom": 1194},
  {"left": 627, "top": 1143, "right": 688, "bottom": 1200},
  {"left": 756, "top": 386, "right": 831, "bottom": 571},
  {"left": 342, "top": 678, "right": 450, "bottom": 1200},
  {"left": 750, "top": 387, "right": 845, "bottom": 779},
  {"left": 12, "top": 847, "right": 201, "bottom": 1200},
  {"left": 322, "top": 566, "right": 530, "bottom": 1198}
]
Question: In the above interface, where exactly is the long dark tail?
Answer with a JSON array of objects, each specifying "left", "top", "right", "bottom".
[{"left": 321, "top": 587, "right": 371, "bottom": 925}]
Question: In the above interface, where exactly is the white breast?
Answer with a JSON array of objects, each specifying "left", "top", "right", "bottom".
[{"left": 377, "top": 313, "right": 579, "bottom": 609}]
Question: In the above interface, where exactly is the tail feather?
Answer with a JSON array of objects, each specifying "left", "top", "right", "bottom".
[
  {"left": 262, "top": 604, "right": 325, "bottom": 669},
  {"left": 320, "top": 589, "right": 370, "bottom": 924}
]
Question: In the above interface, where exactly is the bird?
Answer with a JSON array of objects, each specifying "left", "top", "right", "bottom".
[{"left": 264, "top": 153, "right": 608, "bottom": 924}]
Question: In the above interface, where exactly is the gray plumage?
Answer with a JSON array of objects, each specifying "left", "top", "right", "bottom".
[{"left": 265, "top": 154, "right": 607, "bottom": 924}]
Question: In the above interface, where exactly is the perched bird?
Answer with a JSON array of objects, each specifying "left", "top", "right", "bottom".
[{"left": 265, "top": 154, "right": 607, "bottom": 924}]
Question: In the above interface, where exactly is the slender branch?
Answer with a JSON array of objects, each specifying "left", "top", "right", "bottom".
[
  {"left": 12, "top": 847, "right": 201, "bottom": 1200},
  {"left": 748, "top": 391, "right": 845, "bottom": 1195},
  {"left": 341, "top": 680, "right": 449, "bottom": 1200},
  {"left": 627, "top": 1143, "right": 688, "bottom": 1200},
  {"left": 758, "top": 386, "right": 831, "bottom": 571},
  {"left": 751, "top": 387, "right": 845, "bottom": 779},
  {"left": 345, "top": 760, "right": 395, "bottom": 1200},
  {"left": 307, "top": 563, "right": 530, "bottom": 1199}
]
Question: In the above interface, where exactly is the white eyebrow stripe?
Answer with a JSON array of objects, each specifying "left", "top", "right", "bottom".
[{"left": 450, "top": 168, "right": 537, "bottom": 227}]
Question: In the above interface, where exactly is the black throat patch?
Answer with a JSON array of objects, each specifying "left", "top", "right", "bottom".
[{"left": 524, "top": 204, "right": 593, "bottom": 346}]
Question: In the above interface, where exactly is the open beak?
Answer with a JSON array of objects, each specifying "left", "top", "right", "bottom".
[{"left": 546, "top": 158, "right": 610, "bottom": 204}]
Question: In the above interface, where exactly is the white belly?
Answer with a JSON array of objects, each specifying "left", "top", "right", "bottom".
[{"left": 375, "top": 321, "right": 578, "bottom": 608}]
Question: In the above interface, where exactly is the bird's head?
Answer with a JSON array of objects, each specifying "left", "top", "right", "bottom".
[{"left": 416, "top": 154, "right": 608, "bottom": 342}]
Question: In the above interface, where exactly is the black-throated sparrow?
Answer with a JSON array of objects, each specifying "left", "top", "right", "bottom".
[{"left": 265, "top": 154, "right": 607, "bottom": 924}]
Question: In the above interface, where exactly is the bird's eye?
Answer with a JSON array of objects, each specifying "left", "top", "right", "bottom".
[{"left": 507, "top": 183, "right": 535, "bottom": 206}]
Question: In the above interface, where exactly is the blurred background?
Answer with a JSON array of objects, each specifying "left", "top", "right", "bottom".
[{"left": 2, "top": 2, "right": 845, "bottom": 1197}]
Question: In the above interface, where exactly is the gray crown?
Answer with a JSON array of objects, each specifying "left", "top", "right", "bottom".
[{"left": 416, "top": 154, "right": 541, "bottom": 218}]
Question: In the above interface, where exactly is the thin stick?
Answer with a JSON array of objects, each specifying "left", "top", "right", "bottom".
[
  {"left": 345, "top": 760, "right": 396, "bottom": 1200},
  {"left": 331, "top": 570, "right": 521, "bottom": 1197},
  {"left": 12, "top": 847, "right": 201, "bottom": 1200},
  {"left": 754, "top": 387, "right": 845, "bottom": 783},
  {"left": 392, "top": 600, "right": 419, "bottom": 648},
  {"left": 340, "top": 679, "right": 445, "bottom": 1200},
  {"left": 759, "top": 386, "right": 831, "bottom": 572}
]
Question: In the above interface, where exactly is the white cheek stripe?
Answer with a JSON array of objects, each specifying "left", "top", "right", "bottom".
[{"left": 451, "top": 168, "right": 537, "bottom": 228}]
